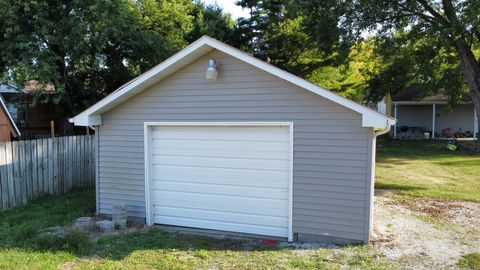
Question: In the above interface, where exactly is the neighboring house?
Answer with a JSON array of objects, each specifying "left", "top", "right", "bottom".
[
  {"left": 0, "top": 83, "right": 26, "bottom": 125},
  {"left": 0, "top": 95, "right": 21, "bottom": 141},
  {"left": 385, "top": 87, "right": 478, "bottom": 139},
  {"left": 73, "top": 36, "right": 395, "bottom": 244},
  {"left": 0, "top": 81, "right": 59, "bottom": 138}
]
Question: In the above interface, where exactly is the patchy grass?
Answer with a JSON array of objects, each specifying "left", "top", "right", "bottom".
[
  {"left": 0, "top": 191, "right": 397, "bottom": 270},
  {"left": 459, "top": 253, "right": 480, "bottom": 270},
  {"left": 375, "top": 139, "right": 480, "bottom": 201},
  {"left": 0, "top": 191, "right": 95, "bottom": 268}
]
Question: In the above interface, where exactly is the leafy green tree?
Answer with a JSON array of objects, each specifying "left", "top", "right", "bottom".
[
  {"left": 186, "top": 1, "right": 237, "bottom": 44},
  {"left": 235, "top": 0, "right": 350, "bottom": 76},
  {"left": 308, "top": 40, "right": 382, "bottom": 102},
  {"left": 0, "top": 0, "right": 195, "bottom": 125},
  {"left": 235, "top": 0, "right": 480, "bottom": 128},
  {"left": 351, "top": 0, "right": 480, "bottom": 128},
  {"left": 366, "top": 32, "right": 470, "bottom": 108}
]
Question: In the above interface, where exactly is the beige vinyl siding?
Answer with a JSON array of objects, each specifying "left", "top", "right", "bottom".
[{"left": 98, "top": 49, "right": 373, "bottom": 241}]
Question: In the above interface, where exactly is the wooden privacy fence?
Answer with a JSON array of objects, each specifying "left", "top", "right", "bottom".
[{"left": 0, "top": 135, "right": 95, "bottom": 210}]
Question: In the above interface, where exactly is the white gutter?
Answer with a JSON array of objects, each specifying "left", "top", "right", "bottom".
[{"left": 374, "top": 125, "right": 392, "bottom": 137}]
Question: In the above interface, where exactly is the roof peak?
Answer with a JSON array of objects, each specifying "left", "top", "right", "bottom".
[{"left": 73, "top": 36, "right": 395, "bottom": 129}]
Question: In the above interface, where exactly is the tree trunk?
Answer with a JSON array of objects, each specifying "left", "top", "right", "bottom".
[{"left": 454, "top": 39, "right": 480, "bottom": 138}]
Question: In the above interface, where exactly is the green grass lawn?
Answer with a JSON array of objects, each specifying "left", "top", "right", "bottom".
[
  {"left": 376, "top": 139, "right": 480, "bottom": 201},
  {"left": 459, "top": 253, "right": 480, "bottom": 270},
  {"left": 0, "top": 191, "right": 394, "bottom": 270}
]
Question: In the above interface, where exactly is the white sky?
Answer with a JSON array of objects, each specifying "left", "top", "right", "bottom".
[{"left": 201, "top": 0, "right": 250, "bottom": 19}]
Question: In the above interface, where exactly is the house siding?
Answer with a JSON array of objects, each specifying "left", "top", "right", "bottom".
[{"left": 98, "top": 49, "right": 374, "bottom": 242}]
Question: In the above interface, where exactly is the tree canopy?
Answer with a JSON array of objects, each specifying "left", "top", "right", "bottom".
[{"left": 0, "top": 0, "right": 237, "bottom": 120}]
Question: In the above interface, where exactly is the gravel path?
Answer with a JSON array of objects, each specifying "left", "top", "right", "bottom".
[{"left": 372, "top": 191, "right": 480, "bottom": 269}]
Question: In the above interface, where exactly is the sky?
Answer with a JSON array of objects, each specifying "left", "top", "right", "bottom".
[{"left": 201, "top": 0, "right": 250, "bottom": 19}]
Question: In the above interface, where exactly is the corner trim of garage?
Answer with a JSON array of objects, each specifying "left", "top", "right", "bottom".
[{"left": 143, "top": 122, "right": 294, "bottom": 242}]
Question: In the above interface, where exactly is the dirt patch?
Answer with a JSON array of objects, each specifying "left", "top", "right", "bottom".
[
  {"left": 373, "top": 192, "right": 480, "bottom": 269},
  {"left": 402, "top": 197, "right": 480, "bottom": 233}
]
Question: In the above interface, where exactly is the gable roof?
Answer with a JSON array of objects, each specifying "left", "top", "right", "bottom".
[
  {"left": 0, "top": 95, "right": 21, "bottom": 137},
  {"left": 72, "top": 36, "right": 395, "bottom": 129},
  {"left": 0, "top": 83, "right": 26, "bottom": 94}
]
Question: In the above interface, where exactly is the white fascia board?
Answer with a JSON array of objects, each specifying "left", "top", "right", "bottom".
[
  {"left": 74, "top": 115, "right": 102, "bottom": 126},
  {"left": 0, "top": 95, "right": 21, "bottom": 136},
  {"left": 73, "top": 36, "right": 393, "bottom": 128}
]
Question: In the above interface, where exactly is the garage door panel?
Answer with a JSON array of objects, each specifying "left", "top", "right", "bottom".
[
  {"left": 152, "top": 165, "right": 289, "bottom": 188},
  {"left": 153, "top": 190, "right": 288, "bottom": 211},
  {"left": 150, "top": 125, "right": 290, "bottom": 238},
  {"left": 152, "top": 156, "right": 289, "bottom": 171},
  {"left": 153, "top": 148, "right": 289, "bottom": 160},
  {"left": 151, "top": 139, "right": 288, "bottom": 152},
  {"left": 151, "top": 130, "right": 290, "bottom": 142},
  {"left": 154, "top": 195, "right": 288, "bottom": 217},
  {"left": 154, "top": 206, "right": 288, "bottom": 228},
  {"left": 154, "top": 216, "right": 288, "bottom": 238},
  {"left": 151, "top": 126, "right": 289, "bottom": 135},
  {"left": 151, "top": 126, "right": 289, "bottom": 134},
  {"left": 153, "top": 180, "right": 288, "bottom": 200}
]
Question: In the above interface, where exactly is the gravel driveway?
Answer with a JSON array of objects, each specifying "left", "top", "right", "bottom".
[{"left": 372, "top": 190, "right": 480, "bottom": 269}]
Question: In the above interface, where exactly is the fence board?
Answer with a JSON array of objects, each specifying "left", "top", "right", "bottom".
[
  {"left": 0, "top": 143, "right": 8, "bottom": 209},
  {"left": 0, "top": 135, "right": 95, "bottom": 210},
  {"left": 42, "top": 138, "right": 48, "bottom": 194},
  {"left": 12, "top": 141, "right": 20, "bottom": 204},
  {"left": 36, "top": 140, "right": 43, "bottom": 195},
  {"left": 57, "top": 137, "right": 64, "bottom": 194},
  {"left": 31, "top": 140, "right": 38, "bottom": 199},
  {"left": 20, "top": 141, "right": 26, "bottom": 202},
  {"left": 5, "top": 141, "right": 14, "bottom": 207},
  {"left": 24, "top": 141, "right": 30, "bottom": 201}
]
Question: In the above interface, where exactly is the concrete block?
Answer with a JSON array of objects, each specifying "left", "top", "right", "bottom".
[
  {"left": 96, "top": 220, "right": 114, "bottom": 232},
  {"left": 112, "top": 204, "right": 128, "bottom": 229},
  {"left": 73, "top": 217, "right": 94, "bottom": 230}
]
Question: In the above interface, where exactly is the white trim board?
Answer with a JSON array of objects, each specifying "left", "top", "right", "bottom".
[
  {"left": 0, "top": 95, "right": 21, "bottom": 137},
  {"left": 144, "top": 121, "right": 294, "bottom": 241},
  {"left": 73, "top": 36, "right": 395, "bottom": 129}
]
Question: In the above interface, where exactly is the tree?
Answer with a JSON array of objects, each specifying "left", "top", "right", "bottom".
[
  {"left": 186, "top": 1, "right": 238, "bottom": 44},
  {"left": 365, "top": 32, "right": 470, "bottom": 108},
  {"left": 234, "top": 0, "right": 480, "bottom": 128},
  {"left": 308, "top": 40, "right": 382, "bottom": 102},
  {"left": 235, "top": 0, "right": 351, "bottom": 76},
  {"left": 0, "top": 0, "right": 195, "bottom": 128},
  {"left": 351, "top": 0, "right": 480, "bottom": 129}
]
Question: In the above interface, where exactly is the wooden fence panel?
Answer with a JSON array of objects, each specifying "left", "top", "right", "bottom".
[{"left": 0, "top": 135, "right": 95, "bottom": 210}]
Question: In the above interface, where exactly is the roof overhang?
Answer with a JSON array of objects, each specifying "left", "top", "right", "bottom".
[{"left": 72, "top": 36, "right": 395, "bottom": 129}]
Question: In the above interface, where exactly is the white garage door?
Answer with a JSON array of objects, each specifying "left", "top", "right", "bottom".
[{"left": 147, "top": 124, "right": 292, "bottom": 238}]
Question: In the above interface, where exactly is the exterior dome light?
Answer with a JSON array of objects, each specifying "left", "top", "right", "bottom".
[{"left": 206, "top": 59, "right": 218, "bottom": 80}]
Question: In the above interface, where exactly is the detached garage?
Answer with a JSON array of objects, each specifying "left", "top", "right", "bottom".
[{"left": 73, "top": 36, "right": 395, "bottom": 244}]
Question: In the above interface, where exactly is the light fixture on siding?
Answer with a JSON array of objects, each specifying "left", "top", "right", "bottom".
[{"left": 206, "top": 59, "right": 218, "bottom": 80}]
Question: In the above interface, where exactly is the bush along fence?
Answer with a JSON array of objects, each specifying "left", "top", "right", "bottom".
[{"left": 0, "top": 135, "right": 95, "bottom": 210}]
